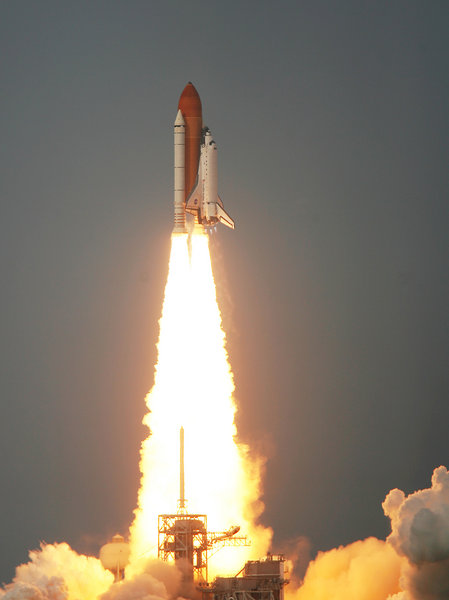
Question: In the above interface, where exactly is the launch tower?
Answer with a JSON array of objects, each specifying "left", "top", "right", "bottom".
[{"left": 158, "top": 427, "right": 249, "bottom": 583}]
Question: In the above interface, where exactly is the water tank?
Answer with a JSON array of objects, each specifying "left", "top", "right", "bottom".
[{"left": 99, "top": 534, "right": 130, "bottom": 580}]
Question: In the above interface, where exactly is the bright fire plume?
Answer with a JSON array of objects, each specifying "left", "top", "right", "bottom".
[{"left": 128, "top": 232, "right": 272, "bottom": 576}]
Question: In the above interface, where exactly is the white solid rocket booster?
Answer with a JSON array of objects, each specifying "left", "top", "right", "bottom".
[{"left": 173, "top": 109, "right": 186, "bottom": 233}]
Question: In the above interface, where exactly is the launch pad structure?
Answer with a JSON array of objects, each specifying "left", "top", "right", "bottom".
[
  {"left": 157, "top": 428, "right": 288, "bottom": 600},
  {"left": 158, "top": 427, "right": 250, "bottom": 583},
  {"left": 202, "top": 554, "right": 287, "bottom": 600},
  {"left": 158, "top": 513, "right": 208, "bottom": 581}
]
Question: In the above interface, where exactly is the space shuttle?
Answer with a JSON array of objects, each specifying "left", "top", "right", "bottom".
[{"left": 173, "top": 82, "right": 234, "bottom": 233}]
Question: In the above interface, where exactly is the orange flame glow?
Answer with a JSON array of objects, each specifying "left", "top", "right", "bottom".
[{"left": 128, "top": 232, "right": 271, "bottom": 577}]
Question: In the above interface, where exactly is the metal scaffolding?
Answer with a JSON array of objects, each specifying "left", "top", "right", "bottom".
[
  {"left": 158, "top": 428, "right": 250, "bottom": 583},
  {"left": 201, "top": 555, "right": 288, "bottom": 600},
  {"left": 158, "top": 513, "right": 209, "bottom": 582}
]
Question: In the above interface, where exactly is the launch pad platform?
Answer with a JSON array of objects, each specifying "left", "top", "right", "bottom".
[{"left": 201, "top": 555, "right": 288, "bottom": 600}]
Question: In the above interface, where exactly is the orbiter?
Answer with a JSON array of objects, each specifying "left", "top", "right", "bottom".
[{"left": 173, "top": 82, "right": 234, "bottom": 233}]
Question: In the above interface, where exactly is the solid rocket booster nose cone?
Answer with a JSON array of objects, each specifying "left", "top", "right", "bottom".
[
  {"left": 174, "top": 109, "right": 185, "bottom": 126},
  {"left": 178, "top": 82, "right": 202, "bottom": 117}
]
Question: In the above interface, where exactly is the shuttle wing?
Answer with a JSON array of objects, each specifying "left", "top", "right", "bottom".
[{"left": 216, "top": 200, "right": 235, "bottom": 229}]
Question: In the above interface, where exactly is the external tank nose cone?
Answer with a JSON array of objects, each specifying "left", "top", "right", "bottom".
[{"left": 178, "top": 82, "right": 202, "bottom": 117}]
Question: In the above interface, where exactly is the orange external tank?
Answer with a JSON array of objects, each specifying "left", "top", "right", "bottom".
[{"left": 178, "top": 82, "right": 202, "bottom": 201}]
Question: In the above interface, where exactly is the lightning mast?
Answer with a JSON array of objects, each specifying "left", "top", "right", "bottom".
[
  {"left": 178, "top": 426, "right": 186, "bottom": 513},
  {"left": 158, "top": 427, "right": 249, "bottom": 583}
]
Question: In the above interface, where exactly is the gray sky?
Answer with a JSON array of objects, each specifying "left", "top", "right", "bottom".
[{"left": 1, "top": 0, "right": 448, "bottom": 584}]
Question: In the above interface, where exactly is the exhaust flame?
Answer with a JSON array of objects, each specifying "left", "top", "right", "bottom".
[
  {"left": 1, "top": 231, "right": 447, "bottom": 600},
  {"left": 128, "top": 232, "right": 271, "bottom": 576}
]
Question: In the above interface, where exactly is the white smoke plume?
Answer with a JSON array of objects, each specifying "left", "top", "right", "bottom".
[
  {"left": 383, "top": 465, "right": 449, "bottom": 600},
  {"left": 0, "top": 543, "right": 112, "bottom": 600},
  {"left": 287, "top": 466, "right": 449, "bottom": 600},
  {"left": 289, "top": 537, "right": 403, "bottom": 600},
  {"left": 100, "top": 558, "right": 185, "bottom": 600},
  {"left": 0, "top": 544, "right": 190, "bottom": 600}
]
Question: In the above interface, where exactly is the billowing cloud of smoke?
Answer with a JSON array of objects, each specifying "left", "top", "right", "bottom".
[
  {"left": 288, "top": 466, "right": 449, "bottom": 600},
  {"left": 0, "top": 544, "right": 187, "bottom": 600},
  {"left": 100, "top": 558, "right": 186, "bottom": 600},
  {"left": 288, "top": 537, "right": 402, "bottom": 600},
  {"left": 0, "top": 543, "right": 112, "bottom": 599},
  {"left": 383, "top": 465, "right": 449, "bottom": 600}
]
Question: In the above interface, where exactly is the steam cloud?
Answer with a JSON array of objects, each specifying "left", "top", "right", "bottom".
[
  {"left": 290, "top": 537, "right": 402, "bottom": 600},
  {"left": 0, "top": 547, "right": 185, "bottom": 600},
  {"left": 2, "top": 468, "right": 448, "bottom": 599},
  {"left": 289, "top": 465, "right": 449, "bottom": 600},
  {"left": 383, "top": 465, "right": 449, "bottom": 600},
  {"left": 0, "top": 543, "right": 112, "bottom": 600},
  {"left": 100, "top": 559, "right": 185, "bottom": 600}
]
